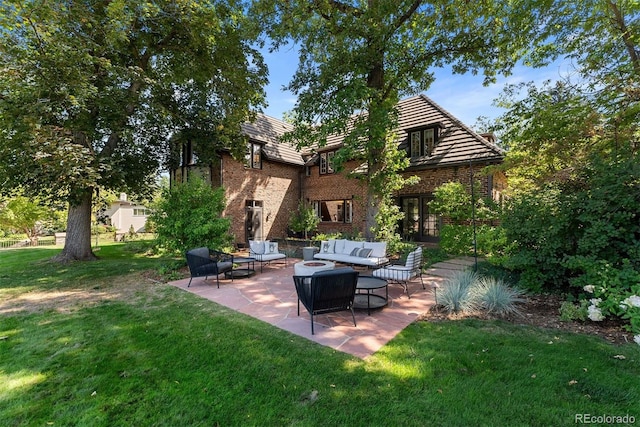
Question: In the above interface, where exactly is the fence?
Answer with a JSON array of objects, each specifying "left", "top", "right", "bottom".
[{"left": 0, "top": 237, "right": 56, "bottom": 249}]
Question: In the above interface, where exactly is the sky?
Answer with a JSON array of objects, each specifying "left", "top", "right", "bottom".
[{"left": 260, "top": 46, "right": 573, "bottom": 130}]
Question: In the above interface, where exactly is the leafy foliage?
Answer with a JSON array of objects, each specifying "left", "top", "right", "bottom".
[
  {"left": 0, "top": 0, "right": 266, "bottom": 260},
  {"left": 288, "top": 199, "right": 320, "bottom": 241},
  {"left": 0, "top": 196, "right": 55, "bottom": 243},
  {"left": 150, "top": 179, "right": 231, "bottom": 254}
]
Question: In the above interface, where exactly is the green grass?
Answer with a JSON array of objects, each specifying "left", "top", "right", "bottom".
[{"left": 1, "top": 244, "right": 639, "bottom": 426}]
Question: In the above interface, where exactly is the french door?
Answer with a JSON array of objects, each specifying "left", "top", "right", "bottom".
[{"left": 398, "top": 195, "right": 440, "bottom": 242}]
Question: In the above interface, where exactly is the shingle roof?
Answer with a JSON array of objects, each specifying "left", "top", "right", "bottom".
[
  {"left": 241, "top": 96, "right": 503, "bottom": 168},
  {"left": 319, "top": 94, "right": 503, "bottom": 167},
  {"left": 399, "top": 95, "right": 504, "bottom": 168},
  {"left": 240, "top": 114, "right": 305, "bottom": 166}
]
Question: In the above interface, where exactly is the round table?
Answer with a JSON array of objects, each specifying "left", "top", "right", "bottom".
[
  {"left": 353, "top": 276, "right": 388, "bottom": 315},
  {"left": 294, "top": 260, "right": 335, "bottom": 276}
]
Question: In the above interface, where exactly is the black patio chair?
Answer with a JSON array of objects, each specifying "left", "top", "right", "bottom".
[
  {"left": 185, "top": 247, "right": 234, "bottom": 288},
  {"left": 292, "top": 268, "right": 359, "bottom": 334}
]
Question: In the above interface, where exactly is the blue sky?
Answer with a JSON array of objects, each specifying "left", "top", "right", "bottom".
[{"left": 260, "top": 46, "right": 572, "bottom": 129}]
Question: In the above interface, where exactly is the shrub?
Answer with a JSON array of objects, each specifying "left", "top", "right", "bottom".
[
  {"left": 439, "top": 270, "right": 479, "bottom": 314},
  {"left": 149, "top": 178, "right": 232, "bottom": 254},
  {"left": 471, "top": 276, "right": 525, "bottom": 317},
  {"left": 439, "top": 224, "right": 509, "bottom": 257}
]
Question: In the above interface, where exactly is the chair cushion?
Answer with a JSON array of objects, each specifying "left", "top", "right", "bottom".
[
  {"left": 373, "top": 265, "right": 414, "bottom": 281},
  {"left": 249, "top": 240, "right": 265, "bottom": 254}
]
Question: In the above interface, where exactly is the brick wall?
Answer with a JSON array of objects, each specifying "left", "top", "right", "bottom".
[
  {"left": 220, "top": 153, "right": 301, "bottom": 243},
  {"left": 302, "top": 159, "right": 369, "bottom": 235}
]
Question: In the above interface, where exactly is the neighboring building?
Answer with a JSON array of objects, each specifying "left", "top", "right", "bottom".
[
  {"left": 170, "top": 95, "right": 505, "bottom": 244},
  {"left": 104, "top": 193, "right": 149, "bottom": 234}
]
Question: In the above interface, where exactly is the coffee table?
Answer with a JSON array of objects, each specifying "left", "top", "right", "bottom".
[
  {"left": 225, "top": 256, "right": 256, "bottom": 279},
  {"left": 353, "top": 276, "right": 388, "bottom": 315}
]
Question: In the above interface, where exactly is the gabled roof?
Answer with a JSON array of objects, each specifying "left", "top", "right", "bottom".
[
  {"left": 398, "top": 95, "right": 504, "bottom": 168},
  {"left": 319, "top": 94, "right": 503, "bottom": 167},
  {"left": 240, "top": 96, "right": 503, "bottom": 168},
  {"left": 240, "top": 114, "right": 305, "bottom": 166}
]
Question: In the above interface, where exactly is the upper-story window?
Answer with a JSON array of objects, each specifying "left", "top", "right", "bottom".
[
  {"left": 133, "top": 208, "right": 147, "bottom": 216},
  {"left": 409, "top": 127, "right": 438, "bottom": 158},
  {"left": 319, "top": 151, "right": 335, "bottom": 175},
  {"left": 245, "top": 142, "right": 262, "bottom": 169}
]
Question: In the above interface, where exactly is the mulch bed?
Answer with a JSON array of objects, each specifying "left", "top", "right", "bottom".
[{"left": 419, "top": 293, "right": 635, "bottom": 346}]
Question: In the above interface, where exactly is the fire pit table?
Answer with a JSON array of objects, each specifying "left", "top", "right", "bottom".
[{"left": 294, "top": 260, "right": 335, "bottom": 276}]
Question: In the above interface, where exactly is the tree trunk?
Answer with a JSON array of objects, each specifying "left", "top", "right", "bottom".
[{"left": 52, "top": 189, "right": 97, "bottom": 262}]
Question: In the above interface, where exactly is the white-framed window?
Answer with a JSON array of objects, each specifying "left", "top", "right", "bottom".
[
  {"left": 320, "top": 151, "right": 336, "bottom": 175},
  {"left": 244, "top": 142, "right": 262, "bottom": 169},
  {"left": 410, "top": 131, "right": 421, "bottom": 157},
  {"left": 133, "top": 208, "right": 147, "bottom": 216},
  {"left": 313, "top": 199, "right": 353, "bottom": 223}
]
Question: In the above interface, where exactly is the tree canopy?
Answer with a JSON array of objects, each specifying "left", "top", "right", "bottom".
[
  {"left": 0, "top": 0, "right": 267, "bottom": 261},
  {"left": 253, "top": 0, "right": 558, "bottom": 239}
]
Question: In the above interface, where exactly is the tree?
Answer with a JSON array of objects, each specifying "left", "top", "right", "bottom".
[
  {"left": 149, "top": 178, "right": 232, "bottom": 254},
  {"left": 491, "top": 0, "right": 640, "bottom": 192},
  {"left": 254, "top": 0, "right": 556, "bottom": 239},
  {"left": 0, "top": 0, "right": 267, "bottom": 261},
  {"left": 288, "top": 199, "right": 320, "bottom": 242},
  {"left": 0, "top": 196, "right": 52, "bottom": 244}
]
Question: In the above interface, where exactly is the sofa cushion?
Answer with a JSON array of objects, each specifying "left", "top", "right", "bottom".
[
  {"left": 332, "top": 239, "right": 346, "bottom": 254},
  {"left": 319, "top": 240, "right": 335, "bottom": 254},
  {"left": 249, "top": 240, "right": 265, "bottom": 255},
  {"left": 342, "top": 240, "right": 363, "bottom": 255},
  {"left": 363, "top": 241, "right": 387, "bottom": 258}
]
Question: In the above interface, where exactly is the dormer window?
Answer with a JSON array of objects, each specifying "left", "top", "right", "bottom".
[
  {"left": 409, "top": 127, "right": 439, "bottom": 158},
  {"left": 245, "top": 142, "right": 262, "bottom": 169},
  {"left": 319, "top": 150, "right": 335, "bottom": 175}
]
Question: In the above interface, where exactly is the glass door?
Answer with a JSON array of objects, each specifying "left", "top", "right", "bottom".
[{"left": 398, "top": 195, "right": 440, "bottom": 242}]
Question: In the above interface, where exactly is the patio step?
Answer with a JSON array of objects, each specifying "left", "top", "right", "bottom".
[{"left": 425, "top": 256, "right": 480, "bottom": 278}]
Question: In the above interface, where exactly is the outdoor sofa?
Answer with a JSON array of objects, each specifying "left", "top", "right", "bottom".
[{"left": 313, "top": 239, "right": 389, "bottom": 268}]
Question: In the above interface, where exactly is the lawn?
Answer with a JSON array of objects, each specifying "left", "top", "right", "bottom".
[{"left": 1, "top": 243, "right": 639, "bottom": 426}]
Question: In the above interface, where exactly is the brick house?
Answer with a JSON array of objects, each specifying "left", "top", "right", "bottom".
[{"left": 170, "top": 94, "right": 505, "bottom": 244}]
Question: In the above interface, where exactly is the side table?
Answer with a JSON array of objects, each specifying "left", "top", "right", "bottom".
[{"left": 354, "top": 276, "right": 388, "bottom": 315}]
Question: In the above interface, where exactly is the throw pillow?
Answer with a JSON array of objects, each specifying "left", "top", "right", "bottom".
[
  {"left": 357, "top": 248, "right": 372, "bottom": 258},
  {"left": 265, "top": 241, "right": 278, "bottom": 254},
  {"left": 249, "top": 240, "right": 265, "bottom": 255},
  {"left": 320, "top": 240, "right": 335, "bottom": 254},
  {"left": 350, "top": 247, "right": 360, "bottom": 256}
]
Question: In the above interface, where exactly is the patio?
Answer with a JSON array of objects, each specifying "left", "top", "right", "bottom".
[{"left": 169, "top": 256, "right": 474, "bottom": 359}]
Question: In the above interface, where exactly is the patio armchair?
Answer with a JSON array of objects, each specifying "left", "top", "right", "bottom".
[
  {"left": 249, "top": 240, "right": 287, "bottom": 272},
  {"left": 185, "top": 247, "right": 234, "bottom": 288},
  {"left": 372, "top": 247, "right": 424, "bottom": 298},
  {"left": 292, "top": 268, "right": 360, "bottom": 335}
]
